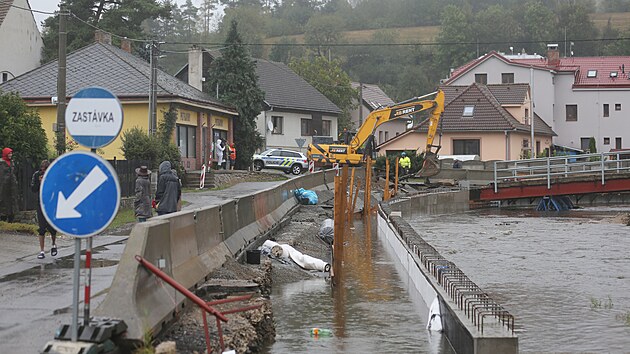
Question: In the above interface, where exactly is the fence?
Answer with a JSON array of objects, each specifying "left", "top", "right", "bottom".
[{"left": 14, "top": 158, "right": 144, "bottom": 211}]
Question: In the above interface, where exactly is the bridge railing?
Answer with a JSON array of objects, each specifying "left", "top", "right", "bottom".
[{"left": 493, "top": 152, "right": 630, "bottom": 192}]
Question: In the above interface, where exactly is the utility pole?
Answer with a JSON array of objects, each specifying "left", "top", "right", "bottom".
[
  {"left": 358, "top": 83, "right": 363, "bottom": 126},
  {"left": 530, "top": 66, "right": 535, "bottom": 159},
  {"left": 148, "top": 41, "right": 159, "bottom": 135},
  {"left": 56, "top": 4, "right": 68, "bottom": 156}
]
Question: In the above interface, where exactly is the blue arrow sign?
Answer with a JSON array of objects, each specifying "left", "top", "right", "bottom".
[{"left": 40, "top": 151, "right": 121, "bottom": 238}]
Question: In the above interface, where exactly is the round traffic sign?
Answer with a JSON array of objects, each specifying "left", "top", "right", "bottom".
[
  {"left": 40, "top": 151, "right": 121, "bottom": 238},
  {"left": 65, "top": 87, "right": 124, "bottom": 149}
]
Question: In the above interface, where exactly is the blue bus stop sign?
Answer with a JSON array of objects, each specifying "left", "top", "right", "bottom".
[
  {"left": 65, "top": 87, "right": 124, "bottom": 149},
  {"left": 40, "top": 151, "right": 121, "bottom": 238}
]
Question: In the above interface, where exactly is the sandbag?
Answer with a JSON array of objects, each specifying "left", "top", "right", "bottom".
[
  {"left": 294, "top": 188, "right": 318, "bottom": 205},
  {"left": 318, "top": 218, "right": 334, "bottom": 245}
]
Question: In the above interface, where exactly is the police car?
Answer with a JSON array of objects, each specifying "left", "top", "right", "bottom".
[{"left": 252, "top": 148, "right": 308, "bottom": 175}]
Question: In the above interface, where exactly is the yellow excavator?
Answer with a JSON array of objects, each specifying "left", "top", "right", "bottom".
[{"left": 307, "top": 89, "right": 445, "bottom": 177}]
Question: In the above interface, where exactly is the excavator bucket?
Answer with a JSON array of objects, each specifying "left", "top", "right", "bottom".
[{"left": 416, "top": 152, "right": 440, "bottom": 177}]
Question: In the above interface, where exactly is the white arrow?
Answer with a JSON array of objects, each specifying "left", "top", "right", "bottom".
[{"left": 56, "top": 166, "right": 108, "bottom": 219}]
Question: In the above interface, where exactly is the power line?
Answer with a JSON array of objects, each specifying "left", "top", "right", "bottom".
[
  {"left": 69, "top": 12, "right": 151, "bottom": 43},
  {"left": 8, "top": 2, "right": 55, "bottom": 15}
]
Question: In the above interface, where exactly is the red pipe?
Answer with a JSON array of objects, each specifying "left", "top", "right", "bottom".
[
  {"left": 206, "top": 294, "right": 253, "bottom": 306},
  {"left": 134, "top": 255, "right": 228, "bottom": 322}
]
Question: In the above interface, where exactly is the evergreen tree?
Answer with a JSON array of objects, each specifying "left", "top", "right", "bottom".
[{"left": 205, "top": 20, "right": 265, "bottom": 169}]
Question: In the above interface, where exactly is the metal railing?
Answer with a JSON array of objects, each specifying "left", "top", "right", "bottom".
[
  {"left": 493, "top": 152, "right": 630, "bottom": 192},
  {"left": 403, "top": 235, "right": 515, "bottom": 334}
]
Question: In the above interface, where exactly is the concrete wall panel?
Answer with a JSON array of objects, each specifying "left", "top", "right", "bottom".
[
  {"left": 237, "top": 196, "right": 256, "bottom": 227},
  {"left": 168, "top": 211, "right": 197, "bottom": 269},
  {"left": 220, "top": 201, "right": 238, "bottom": 241},
  {"left": 194, "top": 206, "right": 222, "bottom": 254}
]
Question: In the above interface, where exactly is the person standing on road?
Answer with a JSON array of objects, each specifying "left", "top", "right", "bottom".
[
  {"left": 229, "top": 142, "right": 236, "bottom": 170},
  {"left": 31, "top": 159, "right": 57, "bottom": 259},
  {"left": 216, "top": 139, "right": 225, "bottom": 170},
  {"left": 155, "top": 161, "right": 181, "bottom": 216},
  {"left": 134, "top": 165, "right": 152, "bottom": 222},
  {"left": 399, "top": 151, "right": 411, "bottom": 176},
  {"left": 0, "top": 147, "right": 18, "bottom": 223}
]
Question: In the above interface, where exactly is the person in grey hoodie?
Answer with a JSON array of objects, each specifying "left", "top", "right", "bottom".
[
  {"left": 155, "top": 161, "right": 181, "bottom": 215},
  {"left": 134, "top": 165, "right": 152, "bottom": 222}
]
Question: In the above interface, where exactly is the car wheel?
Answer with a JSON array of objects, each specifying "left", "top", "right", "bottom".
[
  {"left": 291, "top": 164, "right": 302, "bottom": 175},
  {"left": 254, "top": 160, "right": 263, "bottom": 171}
]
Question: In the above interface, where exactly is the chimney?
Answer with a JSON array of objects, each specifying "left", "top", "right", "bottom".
[
  {"left": 94, "top": 30, "right": 112, "bottom": 45},
  {"left": 188, "top": 46, "right": 203, "bottom": 90},
  {"left": 547, "top": 44, "right": 560, "bottom": 66},
  {"left": 121, "top": 38, "right": 132, "bottom": 53}
]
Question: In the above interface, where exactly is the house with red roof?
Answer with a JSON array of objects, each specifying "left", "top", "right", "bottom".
[
  {"left": 443, "top": 44, "right": 630, "bottom": 154},
  {"left": 377, "top": 83, "right": 555, "bottom": 161}
]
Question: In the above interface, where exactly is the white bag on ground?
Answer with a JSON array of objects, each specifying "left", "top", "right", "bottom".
[{"left": 262, "top": 240, "right": 330, "bottom": 272}]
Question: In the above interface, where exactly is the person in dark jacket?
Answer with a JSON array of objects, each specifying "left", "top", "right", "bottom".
[
  {"left": 134, "top": 165, "right": 152, "bottom": 222},
  {"left": 31, "top": 159, "right": 57, "bottom": 259},
  {"left": 0, "top": 147, "right": 18, "bottom": 223},
  {"left": 155, "top": 161, "right": 181, "bottom": 215}
]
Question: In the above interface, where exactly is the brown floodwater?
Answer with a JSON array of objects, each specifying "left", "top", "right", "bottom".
[
  {"left": 408, "top": 205, "right": 630, "bottom": 353},
  {"left": 264, "top": 215, "right": 455, "bottom": 353}
]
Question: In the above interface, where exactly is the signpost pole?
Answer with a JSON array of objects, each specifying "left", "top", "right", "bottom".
[{"left": 71, "top": 238, "right": 81, "bottom": 341}]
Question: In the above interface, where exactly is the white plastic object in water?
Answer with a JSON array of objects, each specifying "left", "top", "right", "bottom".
[
  {"left": 426, "top": 297, "right": 443, "bottom": 331},
  {"left": 262, "top": 240, "right": 330, "bottom": 272}
]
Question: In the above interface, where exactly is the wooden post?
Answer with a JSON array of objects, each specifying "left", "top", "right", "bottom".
[
  {"left": 333, "top": 165, "right": 348, "bottom": 284},
  {"left": 384, "top": 158, "right": 390, "bottom": 201},
  {"left": 347, "top": 167, "right": 355, "bottom": 220},
  {"left": 394, "top": 157, "right": 399, "bottom": 197},
  {"left": 351, "top": 180, "right": 361, "bottom": 220},
  {"left": 363, "top": 157, "right": 372, "bottom": 214}
]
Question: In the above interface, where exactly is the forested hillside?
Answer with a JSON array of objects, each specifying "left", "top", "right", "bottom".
[{"left": 42, "top": 0, "right": 630, "bottom": 101}]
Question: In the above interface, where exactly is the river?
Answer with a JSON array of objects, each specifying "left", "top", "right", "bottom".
[
  {"left": 265, "top": 216, "right": 455, "bottom": 353},
  {"left": 408, "top": 206, "right": 630, "bottom": 353}
]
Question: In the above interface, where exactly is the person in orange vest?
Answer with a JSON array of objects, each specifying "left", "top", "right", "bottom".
[{"left": 229, "top": 143, "right": 236, "bottom": 170}]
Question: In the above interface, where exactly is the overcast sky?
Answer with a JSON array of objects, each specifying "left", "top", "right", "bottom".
[{"left": 29, "top": 0, "right": 199, "bottom": 30}]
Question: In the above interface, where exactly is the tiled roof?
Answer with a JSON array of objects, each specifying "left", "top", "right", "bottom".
[
  {"left": 415, "top": 83, "right": 555, "bottom": 136},
  {"left": 440, "top": 83, "right": 529, "bottom": 106},
  {"left": 0, "top": 42, "right": 236, "bottom": 113},
  {"left": 255, "top": 59, "right": 340, "bottom": 115},
  {"left": 351, "top": 82, "right": 394, "bottom": 110},
  {"left": 0, "top": 0, "right": 13, "bottom": 27},
  {"left": 446, "top": 50, "right": 630, "bottom": 88}
]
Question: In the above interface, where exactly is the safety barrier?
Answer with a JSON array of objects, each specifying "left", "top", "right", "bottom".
[
  {"left": 379, "top": 191, "right": 518, "bottom": 354},
  {"left": 95, "top": 170, "right": 332, "bottom": 340}
]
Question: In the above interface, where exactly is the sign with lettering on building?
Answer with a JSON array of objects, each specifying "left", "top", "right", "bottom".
[{"left": 65, "top": 87, "right": 124, "bottom": 149}]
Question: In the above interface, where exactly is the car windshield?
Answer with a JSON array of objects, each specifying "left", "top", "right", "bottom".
[{"left": 259, "top": 149, "right": 274, "bottom": 156}]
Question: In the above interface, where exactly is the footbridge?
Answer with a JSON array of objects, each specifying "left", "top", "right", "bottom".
[{"left": 475, "top": 152, "right": 630, "bottom": 204}]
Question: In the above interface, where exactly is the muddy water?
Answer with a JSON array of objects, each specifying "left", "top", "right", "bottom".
[
  {"left": 265, "top": 216, "right": 455, "bottom": 353},
  {"left": 409, "top": 206, "right": 630, "bottom": 353}
]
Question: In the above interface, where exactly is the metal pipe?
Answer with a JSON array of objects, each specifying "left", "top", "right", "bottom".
[{"left": 134, "top": 255, "right": 228, "bottom": 322}]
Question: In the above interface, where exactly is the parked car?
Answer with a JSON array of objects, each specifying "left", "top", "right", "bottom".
[{"left": 252, "top": 148, "right": 308, "bottom": 175}]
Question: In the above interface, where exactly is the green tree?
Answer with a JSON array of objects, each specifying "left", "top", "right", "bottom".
[
  {"left": 515, "top": 0, "right": 557, "bottom": 55},
  {"left": 269, "top": 36, "right": 305, "bottom": 63},
  {"left": 435, "top": 5, "right": 477, "bottom": 73},
  {"left": 474, "top": 5, "right": 521, "bottom": 54},
  {"left": 205, "top": 20, "right": 265, "bottom": 169},
  {"left": 218, "top": 6, "right": 270, "bottom": 58},
  {"left": 41, "top": 0, "right": 171, "bottom": 63},
  {"left": 0, "top": 92, "right": 48, "bottom": 162},
  {"left": 304, "top": 14, "right": 344, "bottom": 56},
  {"left": 555, "top": 2, "right": 599, "bottom": 56},
  {"left": 289, "top": 55, "right": 358, "bottom": 130}
]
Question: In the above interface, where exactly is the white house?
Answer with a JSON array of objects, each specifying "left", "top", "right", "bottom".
[
  {"left": 350, "top": 82, "right": 407, "bottom": 146},
  {"left": 444, "top": 45, "right": 630, "bottom": 153},
  {"left": 0, "top": 0, "right": 42, "bottom": 83},
  {"left": 254, "top": 59, "right": 340, "bottom": 152}
]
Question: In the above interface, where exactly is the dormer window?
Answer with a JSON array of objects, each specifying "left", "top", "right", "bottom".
[
  {"left": 587, "top": 70, "right": 597, "bottom": 78},
  {"left": 610, "top": 71, "right": 618, "bottom": 78},
  {"left": 463, "top": 106, "right": 475, "bottom": 117}
]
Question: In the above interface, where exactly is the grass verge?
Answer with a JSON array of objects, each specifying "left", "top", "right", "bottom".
[
  {"left": 107, "top": 207, "right": 136, "bottom": 230},
  {"left": 0, "top": 221, "right": 38, "bottom": 235}
]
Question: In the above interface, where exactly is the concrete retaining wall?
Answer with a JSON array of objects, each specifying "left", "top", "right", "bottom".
[
  {"left": 95, "top": 170, "right": 333, "bottom": 340},
  {"left": 379, "top": 191, "right": 518, "bottom": 354}
]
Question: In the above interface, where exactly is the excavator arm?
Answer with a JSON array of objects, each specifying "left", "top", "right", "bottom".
[
  {"left": 416, "top": 89, "right": 445, "bottom": 177},
  {"left": 307, "top": 90, "right": 445, "bottom": 171}
]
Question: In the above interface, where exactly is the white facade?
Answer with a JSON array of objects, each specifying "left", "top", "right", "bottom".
[
  {"left": 0, "top": 0, "right": 42, "bottom": 83},
  {"left": 256, "top": 110, "right": 338, "bottom": 152},
  {"left": 447, "top": 55, "right": 630, "bottom": 153},
  {"left": 350, "top": 101, "right": 408, "bottom": 145}
]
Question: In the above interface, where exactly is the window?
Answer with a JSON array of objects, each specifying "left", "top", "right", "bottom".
[
  {"left": 453, "top": 139, "right": 480, "bottom": 155},
  {"left": 475, "top": 73, "right": 487, "bottom": 84},
  {"left": 281, "top": 151, "right": 301, "bottom": 158},
  {"left": 566, "top": 105, "right": 577, "bottom": 121},
  {"left": 463, "top": 106, "right": 475, "bottom": 117},
  {"left": 378, "top": 131, "right": 383, "bottom": 144},
  {"left": 536, "top": 141, "right": 541, "bottom": 156},
  {"left": 524, "top": 108, "right": 529, "bottom": 123},
  {"left": 616, "top": 137, "right": 622, "bottom": 149},
  {"left": 322, "top": 120, "right": 331, "bottom": 136},
  {"left": 587, "top": 70, "right": 597, "bottom": 78},
  {"left": 384, "top": 131, "right": 389, "bottom": 141},
  {"left": 603, "top": 104, "right": 609, "bottom": 117},
  {"left": 271, "top": 116, "right": 283, "bottom": 134},
  {"left": 616, "top": 103, "right": 622, "bottom": 111},
  {"left": 177, "top": 124, "right": 196, "bottom": 158},
  {"left": 604, "top": 137, "right": 610, "bottom": 145},
  {"left": 502, "top": 73, "right": 514, "bottom": 84},
  {"left": 580, "top": 138, "right": 591, "bottom": 152},
  {"left": 301, "top": 118, "right": 312, "bottom": 136},
  {"left": 610, "top": 71, "right": 618, "bottom": 78},
  {"left": 522, "top": 139, "right": 529, "bottom": 148},
  {"left": 1, "top": 73, "right": 7, "bottom": 82}
]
